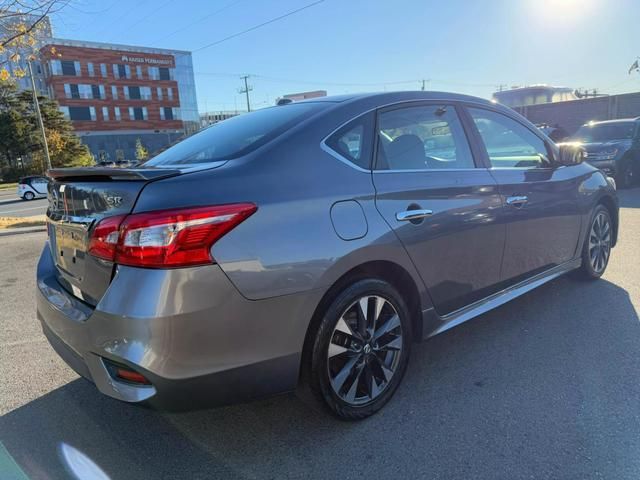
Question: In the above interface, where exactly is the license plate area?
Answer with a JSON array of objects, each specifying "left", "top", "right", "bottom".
[{"left": 52, "top": 223, "right": 89, "bottom": 281}]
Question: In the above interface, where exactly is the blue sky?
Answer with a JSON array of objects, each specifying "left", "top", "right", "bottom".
[{"left": 50, "top": 0, "right": 640, "bottom": 112}]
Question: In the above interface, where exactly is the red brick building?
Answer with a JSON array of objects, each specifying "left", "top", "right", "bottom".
[{"left": 39, "top": 38, "right": 198, "bottom": 162}]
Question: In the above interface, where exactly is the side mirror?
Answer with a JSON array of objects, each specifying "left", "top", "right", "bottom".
[{"left": 556, "top": 142, "right": 585, "bottom": 166}]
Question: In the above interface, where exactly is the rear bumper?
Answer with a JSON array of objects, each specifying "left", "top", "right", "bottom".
[{"left": 36, "top": 244, "right": 321, "bottom": 410}]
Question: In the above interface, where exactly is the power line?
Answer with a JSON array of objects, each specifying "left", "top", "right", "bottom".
[
  {"left": 152, "top": 0, "right": 244, "bottom": 44},
  {"left": 193, "top": 0, "right": 325, "bottom": 53}
]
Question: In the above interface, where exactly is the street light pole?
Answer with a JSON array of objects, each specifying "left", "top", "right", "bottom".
[{"left": 27, "top": 60, "right": 52, "bottom": 172}]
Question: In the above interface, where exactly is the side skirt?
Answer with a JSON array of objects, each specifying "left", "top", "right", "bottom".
[{"left": 421, "top": 258, "right": 582, "bottom": 339}]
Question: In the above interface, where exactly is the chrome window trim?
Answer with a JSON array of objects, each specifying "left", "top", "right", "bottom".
[{"left": 320, "top": 97, "right": 494, "bottom": 173}]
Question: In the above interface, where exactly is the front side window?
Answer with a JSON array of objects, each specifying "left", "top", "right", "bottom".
[
  {"left": 100, "top": 63, "right": 107, "bottom": 77},
  {"left": 376, "top": 104, "right": 474, "bottom": 170},
  {"left": 102, "top": 106, "right": 109, "bottom": 121},
  {"left": 325, "top": 113, "right": 373, "bottom": 169},
  {"left": 87, "top": 62, "right": 94, "bottom": 76},
  {"left": 468, "top": 107, "right": 550, "bottom": 169}
]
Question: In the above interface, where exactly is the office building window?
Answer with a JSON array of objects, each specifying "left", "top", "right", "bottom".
[
  {"left": 148, "top": 66, "right": 159, "bottom": 80},
  {"left": 111, "top": 85, "right": 118, "bottom": 99},
  {"left": 159, "top": 67, "right": 172, "bottom": 80},
  {"left": 112, "top": 64, "right": 131, "bottom": 79},
  {"left": 61, "top": 60, "right": 80, "bottom": 76},
  {"left": 140, "top": 86, "right": 151, "bottom": 100},
  {"left": 128, "top": 106, "right": 148, "bottom": 121},
  {"left": 67, "top": 106, "right": 96, "bottom": 121},
  {"left": 100, "top": 63, "right": 107, "bottom": 77},
  {"left": 156, "top": 87, "right": 163, "bottom": 100},
  {"left": 114, "top": 107, "right": 121, "bottom": 121},
  {"left": 136, "top": 65, "right": 142, "bottom": 79},
  {"left": 91, "top": 85, "right": 105, "bottom": 99},
  {"left": 160, "top": 107, "right": 179, "bottom": 120},
  {"left": 87, "top": 62, "right": 94, "bottom": 76},
  {"left": 59, "top": 106, "right": 70, "bottom": 119},
  {"left": 102, "top": 106, "right": 109, "bottom": 121},
  {"left": 50, "top": 60, "right": 62, "bottom": 75},
  {"left": 167, "top": 87, "right": 173, "bottom": 101},
  {"left": 124, "top": 86, "right": 139, "bottom": 100}
]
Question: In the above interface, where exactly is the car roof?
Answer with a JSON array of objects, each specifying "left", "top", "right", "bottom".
[{"left": 297, "top": 91, "right": 495, "bottom": 107}]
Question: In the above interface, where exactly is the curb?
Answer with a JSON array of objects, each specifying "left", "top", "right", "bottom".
[{"left": 0, "top": 226, "right": 46, "bottom": 237}]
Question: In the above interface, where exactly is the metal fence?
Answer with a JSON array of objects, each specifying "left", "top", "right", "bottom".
[{"left": 513, "top": 91, "right": 640, "bottom": 135}]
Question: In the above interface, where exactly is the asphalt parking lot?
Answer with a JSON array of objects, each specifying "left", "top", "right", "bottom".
[
  {"left": 1, "top": 188, "right": 639, "bottom": 480},
  {"left": 0, "top": 190, "right": 48, "bottom": 218}
]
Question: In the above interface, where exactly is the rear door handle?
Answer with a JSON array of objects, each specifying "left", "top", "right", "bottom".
[
  {"left": 506, "top": 195, "right": 528, "bottom": 207},
  {"left": 396, "top": 209, "right": 433, "bottom": 222}
]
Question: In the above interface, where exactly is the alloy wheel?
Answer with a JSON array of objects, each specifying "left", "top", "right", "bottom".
[
  {"left": 327, "top": 295, "right": 403, "bottom": 406},
  {"left": 588, "top": 211, "right": 612, "bottom": 274}
]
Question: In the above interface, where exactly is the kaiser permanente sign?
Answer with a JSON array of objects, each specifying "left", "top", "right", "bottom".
[{"left": 121, "top": 55, "right": 172, "bottom": 66}]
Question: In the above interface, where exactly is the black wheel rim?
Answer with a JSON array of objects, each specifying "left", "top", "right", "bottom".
[
  {"left": 327, "top": 295, "right": 403, "bottom": 406},
  {"left": 589, "top": 211, "right": 611, "bottom": 274}
]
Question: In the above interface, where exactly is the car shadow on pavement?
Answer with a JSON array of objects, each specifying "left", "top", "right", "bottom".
[
  {"left": 1, "top": 276, "right": 639, "bottom": 479},
  {"left": 617, "top": 186, "right": 640, "bottom": 208}
]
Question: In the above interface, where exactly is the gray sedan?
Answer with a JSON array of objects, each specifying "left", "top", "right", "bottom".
[{"left": 37, "top": 91, "right": 618, "bottom": 419}]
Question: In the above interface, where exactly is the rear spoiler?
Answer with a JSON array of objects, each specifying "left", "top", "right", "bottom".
[{"left": 47, "top": 167, "right": 182, "bottom": 182}]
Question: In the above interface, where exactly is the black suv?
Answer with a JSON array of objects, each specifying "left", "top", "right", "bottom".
[{"left": 569, "top": 118, "right": 640, "bottom": 188}]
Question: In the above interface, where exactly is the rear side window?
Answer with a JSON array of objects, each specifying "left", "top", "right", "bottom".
[
  {"left": 145, "top": 103, "right": 326, "bottom": 166},
  {"left": 325, "top": 112, "right": 374, "bottom": 169},
  {"left": 468, "top": 108, "right": 551, "bottom": 169}
]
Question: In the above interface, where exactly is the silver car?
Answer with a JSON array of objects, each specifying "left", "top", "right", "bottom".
[{"left": 37, "top": 92, "right": 618, "bottom": 419}]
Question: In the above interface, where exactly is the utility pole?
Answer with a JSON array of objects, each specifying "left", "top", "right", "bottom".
[
  {"left": 420, "top": 79, "right": 430, "bottom": 91},
  {"left": 27, "top": 60, "right": 51, "bottom": 172},
  {"left": 239, "top": 75, "right": 253, "bottom": 112}
]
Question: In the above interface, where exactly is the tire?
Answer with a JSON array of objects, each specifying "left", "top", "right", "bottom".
[
  {"left": 23, "top": 191, "right": 34, "bottom": 201},
  {"left": 615, "top": 159, "right": 634, "bottom": 189},
  {"left": 304, "top": 278, "right": 412, "bottom": 420},
  {"left": 575, "top": 205, "right": 613, "bottom": 280}
]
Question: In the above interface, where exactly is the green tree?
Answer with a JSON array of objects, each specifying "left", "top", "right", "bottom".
[
  {"left": 135, "top": 138, "right": 148, "bottom": 162},
  {"left": 17, "top": 90, "right": 93, "bottom": 168},
  {"left": 0, "top": 80, "right": 93, "bottom": 178}
]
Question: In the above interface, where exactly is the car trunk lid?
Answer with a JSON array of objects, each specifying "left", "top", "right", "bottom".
[{"left": 46, "top": 167, "right": 184, "bottom": 306}]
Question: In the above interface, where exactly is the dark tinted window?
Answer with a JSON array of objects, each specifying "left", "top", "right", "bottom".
[
  {"left": 469, "top": 108, "right": 550, "bottom": 168},
  {"left": 145, "top": 103, "right": 326, "bottom": 166},
  {"left": 131, "top": 107, "right": 144, "bottom": 121},
  {"left": 61, "top": 60, "right": 77, "bottom": 75},
  {"left": 571, "top": 122, "right": 635, "bottom": 143},
  {"left": 91, "top": 85, "right": 101, "bottom": 99},
  {"left": 376, "top": 104, "right": 474, "bottom": 170},
  {"left": 69, "top": 84, "right": 80, "bottom": 99},
  {"left": 163, "top": 107, "right": 174, "bottom": 120},
  {"left": 325, "top": 113, "right": 373, "bottom": 169},
  {"left": 128, "top": 86, "right": 141, "bottom": 100},
  {"left": 68, "top": 106, "right": 92, "bottom": 121},
  {"left": 159, "top": 67, "right": 171, "bottom": 80}
]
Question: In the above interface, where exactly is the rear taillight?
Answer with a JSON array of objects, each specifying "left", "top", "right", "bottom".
[{"left": 88, "top": 204, "right": 256, "bottom": 268}]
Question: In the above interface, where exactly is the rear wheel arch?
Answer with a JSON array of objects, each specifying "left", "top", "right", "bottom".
[{"left": 300, "top": 260, "right": 423, "bottom": 376}]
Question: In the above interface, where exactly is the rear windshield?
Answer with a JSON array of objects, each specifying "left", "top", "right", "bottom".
[
  {"left": 571, "top": 122, "right": 635, "bottom": 143},
  {"left": 144, "top": 103, "right": 326, "bottom": 166}
]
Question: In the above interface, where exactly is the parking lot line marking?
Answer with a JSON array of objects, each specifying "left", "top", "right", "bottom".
[{"left": 0, "top": 206, "right": 47, "bottom": 215}]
